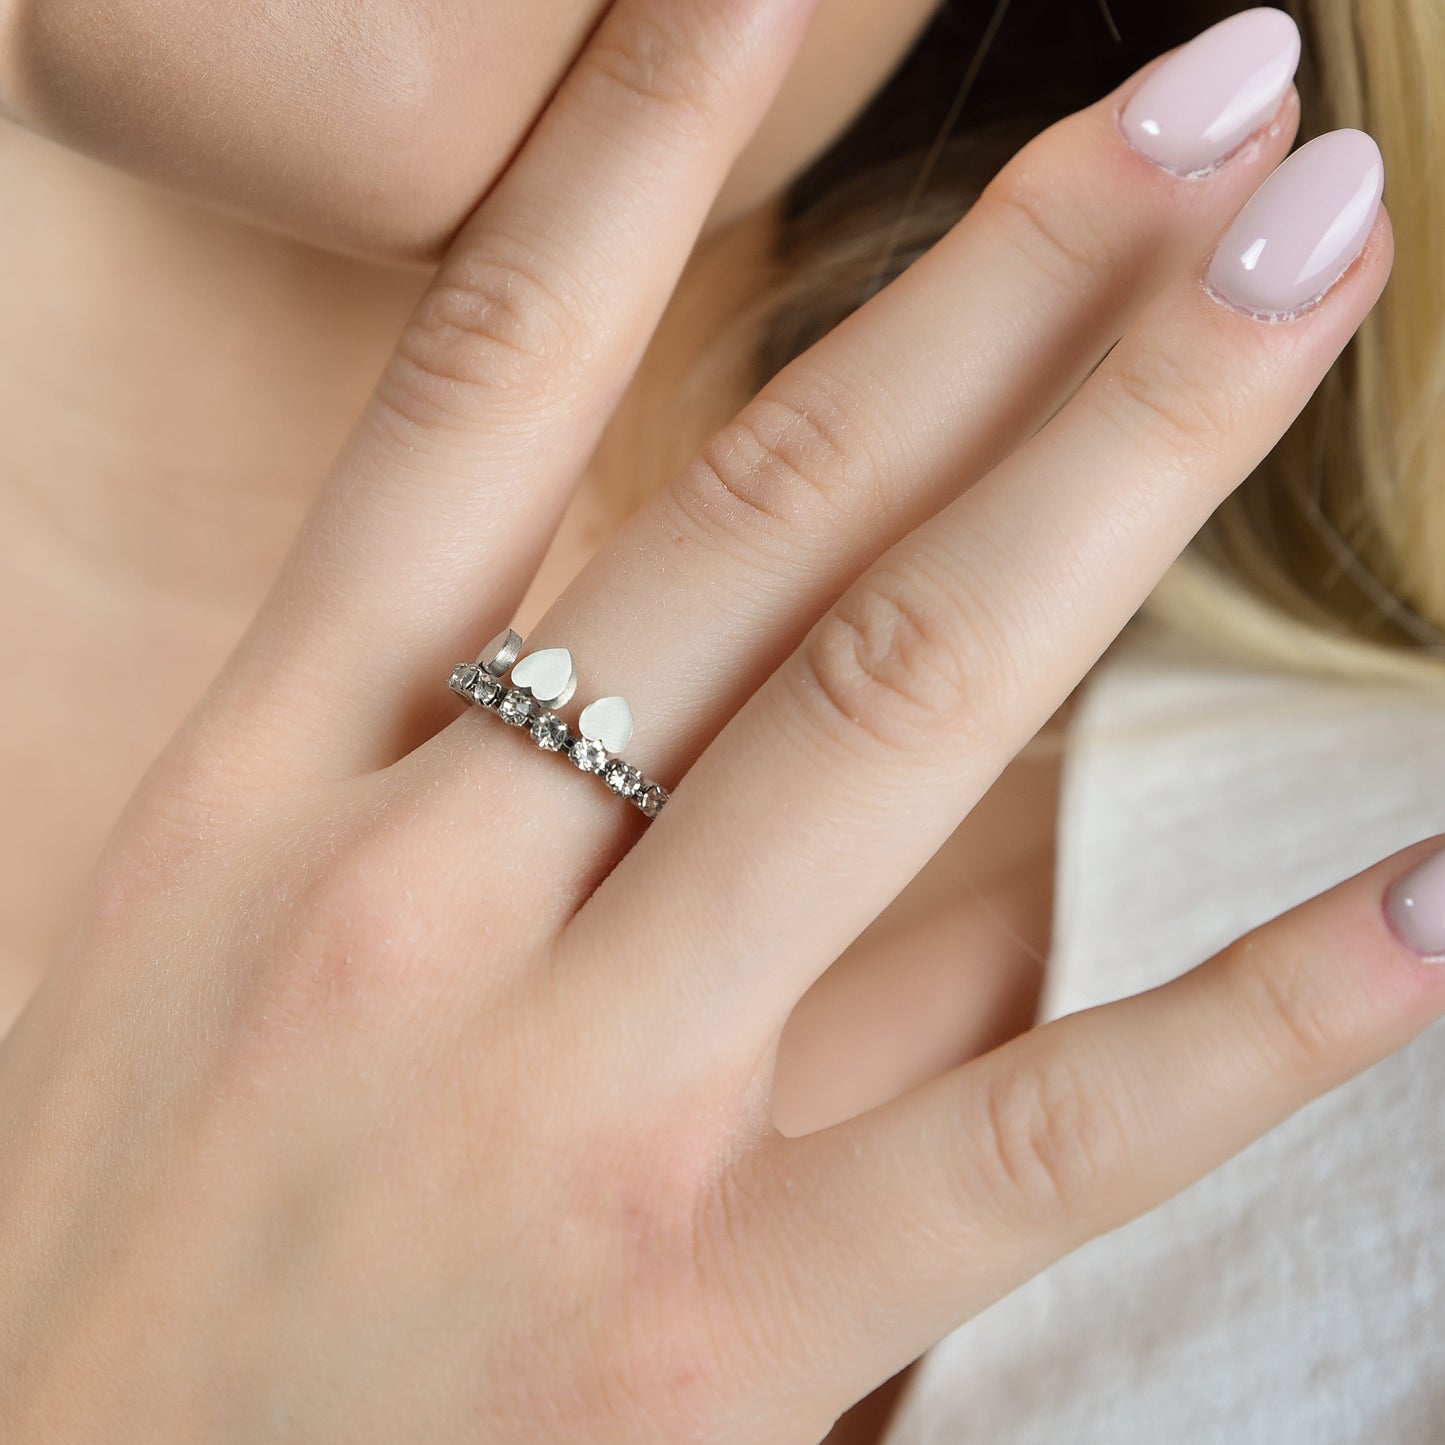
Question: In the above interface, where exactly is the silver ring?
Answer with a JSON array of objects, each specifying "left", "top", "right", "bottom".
[{"left": 448, "top": 629, "right": 671, "bottom": 820}]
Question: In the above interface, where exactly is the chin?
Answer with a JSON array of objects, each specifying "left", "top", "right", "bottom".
[
  {"left": 8, "top": 0, "right": 608, "bottom": 264},
  {"left": 5, "top": 0, "right": 936, "bottom": 264}
]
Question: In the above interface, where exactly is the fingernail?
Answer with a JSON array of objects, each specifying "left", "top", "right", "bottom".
[
  {"left": 1121, "top": 8, "right": 1300, "bottom": 175},
  {"left": 1385, "top": 846, "right": 1445, "bottom": 963},
  {"left": 1206, "top": 129, "right": 1384, "bottom": 318}
]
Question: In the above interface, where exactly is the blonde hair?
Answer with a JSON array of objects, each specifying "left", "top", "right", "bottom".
[{"left": 650, "top": 1, "right": 1445, "bottom": 696}]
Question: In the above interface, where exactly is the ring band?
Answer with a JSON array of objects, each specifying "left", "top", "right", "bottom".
[{"left": 448, "top": 636, "right": 671, "bottom": 820}]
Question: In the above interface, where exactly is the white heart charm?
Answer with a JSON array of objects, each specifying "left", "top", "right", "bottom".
[
  {"left": 510, "top": 647, "right": 578, "bottom": 709},
  {"left": 579, "top": 696, "right": 634, "bottom": 754}
]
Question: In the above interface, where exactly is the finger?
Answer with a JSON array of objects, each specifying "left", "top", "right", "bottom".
[
  {"left": 569, "top": 131, "right": 1391, "bottom": 1041},
  {"left": 743, "top": 838, "right": 1445, "bottom": 1416},
  {"left": 218, "top": 0, "right": 820, "bottom": 774},
  {"left": 440, "top": 13, "right": 1300, "bottom": 822}
]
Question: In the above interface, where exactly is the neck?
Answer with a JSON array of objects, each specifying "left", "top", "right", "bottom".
[
  {"left": 0, "top": 122, "right": 429, "bottom": 618},
  {"left": 0, "top": 119, "right": 775, "bottom": 627}
]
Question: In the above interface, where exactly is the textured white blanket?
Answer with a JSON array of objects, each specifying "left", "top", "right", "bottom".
[{"left": 884, "top": 624, "right": 1445, "bottom": 1444}]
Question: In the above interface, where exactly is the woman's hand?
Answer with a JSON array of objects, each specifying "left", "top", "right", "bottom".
[{"left": 2, "top": 2, "right": 1439, "bottom": 1441}]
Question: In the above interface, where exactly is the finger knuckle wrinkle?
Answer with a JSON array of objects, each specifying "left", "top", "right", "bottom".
[
  {"left": 975, "top": 1053, "right": 1127, "bottom": 1226},
  {"left": 1100, "top": 347, "right": 1242, "bottom": 456},
  {"left": 680, "top": 388, "right": 863, "bottom": 541},
  {"left": 586, "top": 7, "right": 727, "bottom": 125},
  {"left": 985, "top": 166, "right": 1116, "bottom": 289},
  {"left": 1234, "top": 945, "right": 1343, "bottom": 1084},
  {"left": 383, "top": 260, "right": 587, "bottom": 425},
  {"left": 799, "top": 569, "right": 979, "bottom": 751}
]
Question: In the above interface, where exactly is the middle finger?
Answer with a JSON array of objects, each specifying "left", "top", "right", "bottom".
[
  {"left": 439, "top": 13, "right": 1303, "bottom": 826},
  {"left": 575, "top": 127, "right": 1390, "bottom": 1045}
]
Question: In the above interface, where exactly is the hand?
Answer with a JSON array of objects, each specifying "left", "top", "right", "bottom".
[{"left": 2, "top": 2, "right": 1438, "bottom": 1441}]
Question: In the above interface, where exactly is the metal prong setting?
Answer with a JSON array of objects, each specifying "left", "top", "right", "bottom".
[
  {"left": 478, "top": 629, "right": 523, "bottom": 678},
  {"left": 448, "top": 651, "right": 670, "bottom": 820}
]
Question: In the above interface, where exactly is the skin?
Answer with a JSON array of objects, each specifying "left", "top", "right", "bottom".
[
  {"left": 0, "top": 7, "right": 1047, "bottom": 1429},
  {"left": 4, "top": 0, "right": 942, "bottom": 256},
  {"left": 0, "top": 1, "right": 1435, "bottom": 1442},
  {"left": 0, "top": 0, "right": 1040, "bottom": 1141}
]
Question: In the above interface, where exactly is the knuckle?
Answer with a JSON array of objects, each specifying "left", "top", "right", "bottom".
[
  {"left": 587, "top": 1316, "right": 733, "bottom": 1445},
  {"left": 86, "top": 821, "right": 214, "bottom": 946},
  {"left": 1226, "top": 938, "right": 1345, "bottom": 1084},
  {"left": 244, "top": 811, "right": 438, "bottom": 1038},
  {"left": 550, "top": 1131, "right": 746, "bottom": 1442},
  {"left": 1096, "top": 343, "right": 1245, "bottom": 459},
  {"left": 796, "top": 560, "right": 1004, "bottom": 755},
  {"left": 583, "top": 3, "right": 730, "bottom": 132},
  {"left": 86, "top": 730, "right": 272, "bottom": 935},
  {"left": 380, "top": 247, "right": 592, "bottom": 428},
  {"left": 981, "top": 153, "right": 1119, "bottom": 290},
  {"left": 673, "top": 382, "right": 871, "bottom": 547},
  {"left": 971, "top": 1048, "right": 1132, "bottom": 1229}
]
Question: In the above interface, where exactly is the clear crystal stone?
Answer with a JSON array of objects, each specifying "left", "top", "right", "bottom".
[
  {"left": 530, "top": 713, "right": 568, "bottom": 751},
  {"left": 602, "top": 761, "right": 643, "bottom": 798},
  {"left": 450, "top": 662, "right": 480, "bottom": 697},
  {"left": 497, "top": 689, "right": 533, "bottom": 726},
  {"left": 471, "top": 673, "right": 503, "bottom": 707},
  {"left": 570, "top": 738, "right": 608, "bottom": 773},
  {"left": 638, "top": 785, "right": 669, "bottom": 819}
]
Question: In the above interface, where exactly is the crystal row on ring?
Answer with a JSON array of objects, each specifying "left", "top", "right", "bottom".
[{"left": 449, "top": 663, "right": 670, "bottom": 818}]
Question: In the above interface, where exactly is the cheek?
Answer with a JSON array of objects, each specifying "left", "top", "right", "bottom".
[{"left": 11, "top": 0, "right": 607, "bottom": 261}]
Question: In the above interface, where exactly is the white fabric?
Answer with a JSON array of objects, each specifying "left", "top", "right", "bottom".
[{"left": 882, "top": 624, "right": 1445, "bottom": 1445}]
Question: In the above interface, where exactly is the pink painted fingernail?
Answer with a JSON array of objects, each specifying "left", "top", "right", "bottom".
[
  {"left": 1206, "top": 129, "right": 1384, "bottom": 318},
  {"left": 1121, "top": 9, "right": 1300, "bottom": 175},
  {"left": 1385, "top": 846, "right": 1445, "bottom": 962}
]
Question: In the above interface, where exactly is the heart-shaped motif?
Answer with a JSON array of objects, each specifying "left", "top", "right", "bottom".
[
  {"left": 578, "top": 695, "right": 634, "bottom": 754},
  {"left": 477, "top": 628, "right": 522, "bottom": 678},
  {"left": 511, "top": 647, "right": 577, "bottom": 709}
]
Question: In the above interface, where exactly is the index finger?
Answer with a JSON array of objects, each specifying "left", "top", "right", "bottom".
[{"left": 210, "top": 0, "right": 820, "bottom": 777}]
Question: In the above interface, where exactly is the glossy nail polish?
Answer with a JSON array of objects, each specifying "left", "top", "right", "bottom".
[
  {"left": 1121, "top": 8, "right": 1300, "bottom": 175},
  {"left": 1385, "top": 847, "right": 1445, "bottom": 962},
  {"left": 1206, "top": 129, "right": 1384, "bottom": 318}
]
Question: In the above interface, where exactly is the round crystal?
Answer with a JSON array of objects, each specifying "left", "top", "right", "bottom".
[
  {"left": 450, "top": 662, "right": 480, "bottom": 697},
  {"left": 497, "top": 690, "right": 533, "bottom": 726},
  {"left": 570, "top": 738, "right": 608, "bottom": 773},
  {"left": 471, "top": 673, "right": 503, "bottom": 707},
  {"left": 530, "top": 713, "right": 568, "bottom": 751},
  {"left": 603, "top": 761, "right": 643, "bottom": 798},
  {"left": 638, "top": 785, "right": 669, "bottom": 819}
]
